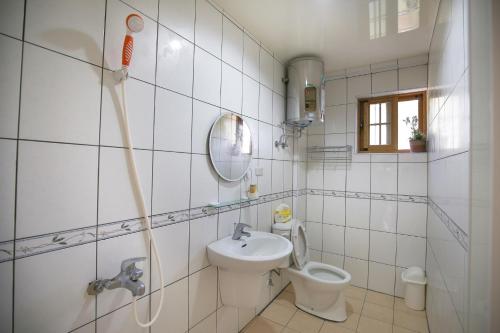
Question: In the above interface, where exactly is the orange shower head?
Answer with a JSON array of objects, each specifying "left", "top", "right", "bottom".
[{"left": 121, "top": 14, "right": 144, "bottom": 68}]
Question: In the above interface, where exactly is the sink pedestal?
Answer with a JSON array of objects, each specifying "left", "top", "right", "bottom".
[{"left": 218, "top": 269, "right": 265, "bottom": 308}]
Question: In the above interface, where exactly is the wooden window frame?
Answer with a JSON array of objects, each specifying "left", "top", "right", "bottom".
[{"left": 358, "top": 91, "right": 427, "bottom": 153}]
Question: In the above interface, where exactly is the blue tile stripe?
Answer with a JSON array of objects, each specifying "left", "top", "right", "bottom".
[{"left": 0, "top": 189, "right": 307, "bottom": 262}]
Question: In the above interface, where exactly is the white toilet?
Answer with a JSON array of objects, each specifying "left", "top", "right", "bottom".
[{"left": 273, "top": 221, "right": 351, "bottom": 321}]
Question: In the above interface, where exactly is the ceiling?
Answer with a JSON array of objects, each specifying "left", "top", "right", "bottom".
[{"left": 214, "top": 0, "right": 438, "bottom": 73}]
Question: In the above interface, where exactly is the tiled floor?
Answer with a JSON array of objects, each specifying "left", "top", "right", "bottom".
[{"left": 242, "top": 284, "right": 429, "bottom": 333}]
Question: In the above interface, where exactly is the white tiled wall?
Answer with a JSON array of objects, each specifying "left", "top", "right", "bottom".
[
  {"left": 0, "top": 1, "right": 307, "bottom": 332},
  {"left": 426, "top": 0, "right": 470, "bottom": 332},
  {"left": 305, "top": 57, "right": 429, "bottom": 297}
]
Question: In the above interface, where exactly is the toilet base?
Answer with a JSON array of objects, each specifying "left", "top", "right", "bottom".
[{"left": 295, "top": 292, "right": 347, "bottom": 322}]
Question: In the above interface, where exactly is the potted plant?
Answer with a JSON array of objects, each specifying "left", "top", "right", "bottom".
[{"left": 403, "top": 115, "right": 426, "bottom": 152}]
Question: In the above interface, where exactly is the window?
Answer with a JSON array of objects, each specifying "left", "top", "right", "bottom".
[{"left": 358, "top": 92, "right": 426, "bottom": 153}]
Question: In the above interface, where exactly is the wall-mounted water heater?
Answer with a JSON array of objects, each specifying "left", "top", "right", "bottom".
[{"left": 285, "top": 57, "right": 325, "bottom": 128}]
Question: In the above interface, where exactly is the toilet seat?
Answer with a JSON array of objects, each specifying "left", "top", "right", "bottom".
[{"left": 291, "top": 222, "right": 309, "bottom": 269}]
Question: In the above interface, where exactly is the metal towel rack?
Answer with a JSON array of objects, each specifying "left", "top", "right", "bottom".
[{"left": 307, "top": 145, "right": 352, "bottom": 162}]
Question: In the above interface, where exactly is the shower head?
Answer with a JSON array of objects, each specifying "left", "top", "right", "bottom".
[
  {"left": 121, "top": 13, "right": 143, "bottom": 70},
  {"left": 126, "top": 14, "right": 144, "bottom": 34}
]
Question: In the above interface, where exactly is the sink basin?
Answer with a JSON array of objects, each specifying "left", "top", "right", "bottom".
[
  {"left": 208, "top": 231, "right": 292, "bottom": 273},
  {"left": 207, "top": 231, "right": 292, "bottom": 308}
]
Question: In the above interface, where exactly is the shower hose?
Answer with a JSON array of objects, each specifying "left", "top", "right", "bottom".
[{"left": 120, "top": 79, "right": 165, "bottom": 327}]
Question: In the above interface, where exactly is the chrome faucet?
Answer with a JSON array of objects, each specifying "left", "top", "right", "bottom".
[
  {"left": 232, "top": 223, "right": 251, "bottom": 240},
  {"left": 87, "top": 257, "right": 146, "bottom": 297}
]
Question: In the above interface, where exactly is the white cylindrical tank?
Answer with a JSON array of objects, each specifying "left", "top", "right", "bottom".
[
  {"left": 401, "top": 266, "right": 427, "bottom": 310},
  {"left": 285, "top": 57, "right": 325, "bottom": 128}
]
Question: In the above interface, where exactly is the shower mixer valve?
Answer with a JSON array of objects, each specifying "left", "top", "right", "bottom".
[{"left": 87, "top": 257, "right": 146, "bottom": 297}]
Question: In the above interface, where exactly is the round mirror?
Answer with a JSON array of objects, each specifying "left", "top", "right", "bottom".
[{"left": 209, "top": 113, "right": 253, "bottom": 181}]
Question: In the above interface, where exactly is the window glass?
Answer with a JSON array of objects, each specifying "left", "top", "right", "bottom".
[{"left": 398, "top": 99, "right": 419, "bottom": 150}]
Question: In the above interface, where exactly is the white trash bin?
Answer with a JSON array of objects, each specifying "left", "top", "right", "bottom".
[{"left": 401, "top": 266, "right": 427, "bottom": 310}]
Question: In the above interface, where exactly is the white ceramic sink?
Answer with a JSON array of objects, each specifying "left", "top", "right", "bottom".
[{"left": 207, "top": 231, "right": 292, "bottom": 273}]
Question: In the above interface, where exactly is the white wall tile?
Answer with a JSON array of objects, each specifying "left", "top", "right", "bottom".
[
  {"left": 347, "top": 75, "right": 371, "bottom": 103},
  {"left": 372, "top": 70, "right": 397, "bottom": 94},
  {"left": 190, "top": 154, "right": 219, "bottom": 207},
  {"left": 272, "top": 92, "right": 285, "bottom": 126},
  {"left": 396, "top": 235, "right": 426, "bottom": 268},
  {"left": 257, "top": 201, "right": 272, "bottom": 232},
  {"left": 97, "top": 297, "right": 149, "bottom": 333},
  {"left": 397, "top": 202, "right": 427, "bottom": 237},
  {"left": 346, "top": 198, "right": 370, "bottom": 229},
  {"left": 0, "top": 0, "right": 24, "bottom": 38},
  {"left": 0, "top": 35, "right": 21, "bottom": 138},
  {"left": 121, "top": 0, "right": 158, "bottom": 19},
  {"left": 243, "top": 34, "right": 259, "bottom": 81},
  {"left": 189, "top": 266, "right": 217, "bottom": 328},
  {"left": 151, "top": 278, "right": 189, "bottom": 333},
  {"left": 16, "top": 243, "right": 96, "bottom": 332},
  {"left": 346, "top": 104, "right": 357, "bottom": 133},
  {"left": 259, "top": 48, "right": 273, "bottom": 88},
  {"left": 221, "top": 63, "right": 242, "bottom": 112},
  {"left": 322, "top": 252, "right": 344, "bottom": 268},
  {"left": 271, "top": 160, "right": 283, "bottom": 193},
  {"left": 258, "top": 85, "right": 273, "bottom": 124},
  {"left": 190, "top": 215, "right": 218, "bottom": 272},
  {"left": 0, "top": 261, "right": 12, "bottom": 333},
  {"left": 325, "top": 105, "right": 347, "bottom": 133},
  {"left": 323, "top": 196, "right": 345, "bottom": 226},
  {"left": 159, "top": 0, "right": 195, "bottom": 41},
  {"left": 222, "top": 17, "right": 243, "bottom": 70},
  {"left": 371, "top": 163, "right": 397, "bottom": 194},
  {"left": 153, "top": 151, "right": 190, "bottom": 214},
  {"left": 97, "top": 231, "right": 150, "bottom": 316},
  {"left": 309, "top": 248, "right": 322, "bottom": 262},
  {"left": 345, "top": 227, "right": 369, "bottom": 260},
  {"left": 194, "top": 47, "right": 221, "bottom": 106},
  {"left": 157, "top": 26, "right": 194, "bottom": 96},
  {"left": 242, "top": 76, "right": 259, "bottom": 119},
  {"left": 195, "top": 0, "right": 222, "bottom": 57},
  {"left": 73, "top": 322, "right": 96, "bottom": 333},
  {"left": 324, "top": 164, "right": 346, "bottom": 191},
  {"left": 98, "top": 147, "right": 151, "bottom": 224},
  {"left": 151, "top": 221, "right": 189, "bottom": 288},
  {"left": 370, "top": 200, "right": 397, "bottom": 233},
  {"left": 218, "top": 209, "right": 240, "bottom": 239},
  {"left": 399, "top": 65, "right": 428, "bottom": 90},
  {"left": 323, "top": 224, "right": 345, "bottom": 255},
  {"left": 0, "top": 140, "right": 16, "bottom": 242},
  {"left": 17, "top": 142, "right": 98, "bottom": 238},
  {"left": 101, "top": 73, "right": 155, "bottom": 149},
  {"left": 306, "top": 194, "right": 323, "bottom": 222},
  {"left": 368, "top": 262, "right": 395, "bottom": 295},
  {"left": 273, "top": 59, "right": 285, "bottom": 95},
  {"left": 398, "top": 163, "right": 427, "bottom": 195},
  {"left": 371, "top": 60, "right": 398, "bottom": 73},
  {"left": 306, "top": 222, "right": 322, "bottom": 251},
  {"left": 325, "top": 78, "right": 347, "bottom": 106},
  {"left": 20, "top": 44, "right": 101, "bottom": 144},
  {"left": 154, "top": 87, "right": 192, "bottom": 152},
  {"left": 369, "top": 231, "right": 396, "bottom": 265},
  {"left": 344, "top": 257, "right": 368, "bottom": 288},
  {"left": 192, "top": 100, "right": 220, "bottom": 154},
  {"left": 258, "top": 122, "right": 272, "bottom": 159},
  {"left": 105, "top": 0, "right": 157, "bottom": 83},
  {"left": 219, "top": 178, "right": 241, "bottom": 203},
  {"left": 25, "top": 0, "right": 105, "bottom": 65},
  {"left": 190, "top": 312, "right": 216, "bottom": 333},
  {"left": 307, "top": 163, "right": 323, "bottom": 189},
  {"left": 394, "top": 267, "right": 406, "bottom": 298},
  {"left": 346, "top": 163, "right": 370, "bottom": 192}
]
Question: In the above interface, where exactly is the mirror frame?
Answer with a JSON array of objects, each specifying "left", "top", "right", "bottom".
[{"left": 208, "top": 113, "right": 253, "bottom": 182}]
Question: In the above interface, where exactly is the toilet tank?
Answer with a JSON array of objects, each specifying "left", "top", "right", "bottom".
[
  {"left": 272, "top": 222, "right": 293, "bottom": 268},
  {"left": 285, "top": 57, "right": 325, "bottom": 128}
]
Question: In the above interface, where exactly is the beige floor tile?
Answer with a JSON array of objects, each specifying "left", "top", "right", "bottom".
[
  {"left": 275, "top": 291, "right": 297, "bottom": 310},
  {"left": 285, "top": 283, "right": 295, "bottom": 294},
  {"left": 324, "top": 313, "right": 360, "bottom": 331},
  {"left": 283, "top": 328, "right": 302, "bottom": 333},
  {"left": 393, "top": 325, "right": 417, "bottom": 333},
  {"left": 356, "top": 316, "right": 392, "bottom": 333},
  {"left": 319, "top": 322, "right": 355, "bottom": 333},
  {"left": 394, "top": 298, "right": 427, "bottom": 318},
  {"left": 365, "top": 291, "right": 394, "bottom": 308},
  {"left": 345, "top": 296, "right": 363, "bottom": 314},
  {"left": 361, "top": 302, "right": 394, "bottom": 324},
  {"left": 394, "top": 310, "right": 429, "bottom": 333},
  {"left": 344, "top": 286, "right": 366, "bottom": 300},
  {"left": 243, "top": 316, "right": 284, "bottom": 333},
  {"left": 286, "top": 310, "right": 324, "bottom": 333},
  {"left": 261, "top": 302, "right": 297, "bottom": 325}
]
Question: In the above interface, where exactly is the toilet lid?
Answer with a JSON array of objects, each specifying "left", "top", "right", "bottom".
[{"left": 291, "top": 223, "right": 309, "bottom": 270}]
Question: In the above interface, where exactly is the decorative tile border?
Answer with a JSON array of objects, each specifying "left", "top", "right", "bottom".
[
  {"left": 428, "top": 199, "right": 469, "bottom": 251},
  {"left": 1, "top": 189, "right": 307, "bottom": 262},
  {"left": 306, "top": 189, "right": 428, "bottom": 203}
]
